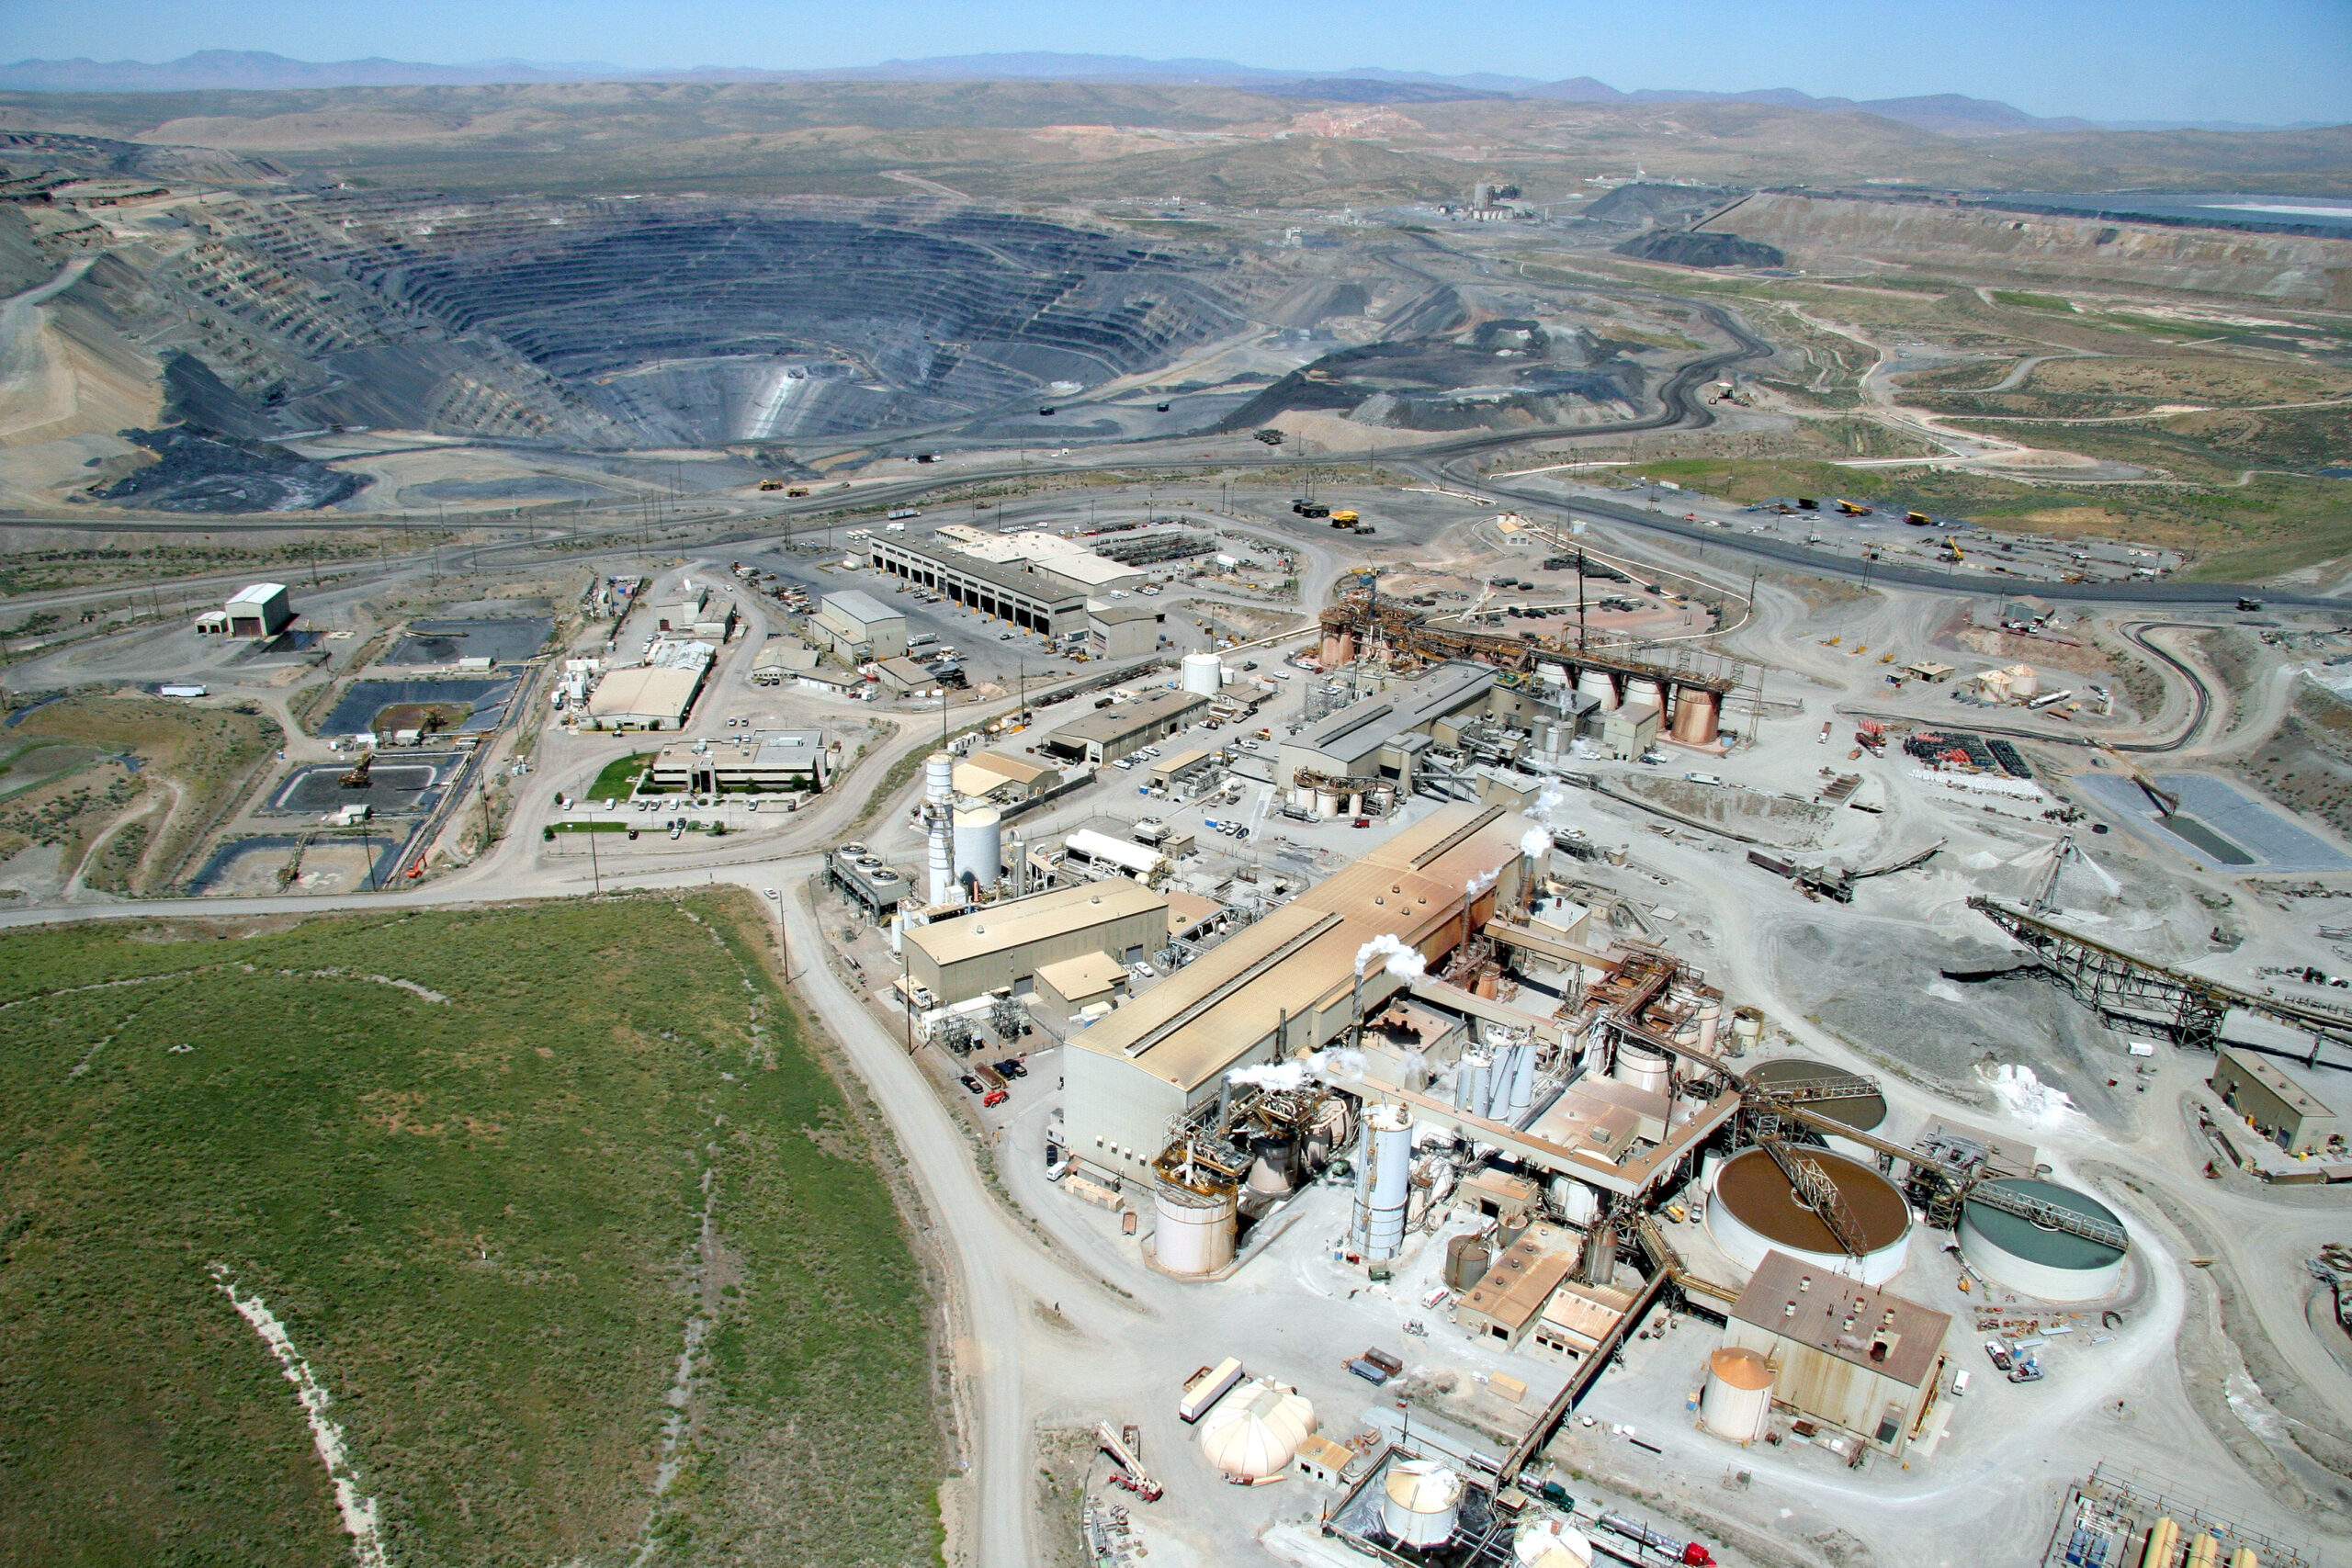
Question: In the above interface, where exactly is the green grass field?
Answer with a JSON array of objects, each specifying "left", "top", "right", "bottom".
[
  {"left": 583, "top": 752, "right": 651, "bottom": 801},
  {"left": 0, "top": 894, "right": 942, "bottom": 1567}
]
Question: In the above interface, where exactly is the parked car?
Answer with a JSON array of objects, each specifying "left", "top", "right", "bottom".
[
  {"left": 1353, "top": 817, "right": 1372, "bottom": 829},
  {"left": 1984, "top": 1340, "right": 2013, "bottom": 1371},
  {"left": 995, "top": 1059, "right": 1027, "bottom": 1079},
  {"left": 959, "top": 1075, "right": 985, "bottom": 1095}
]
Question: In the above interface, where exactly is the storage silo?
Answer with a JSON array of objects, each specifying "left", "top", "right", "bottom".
[
  {"left": 1455, "top": 1051, "right": 1492, "bottom": 1116},
  {"left": 1957, "top": 1179, "right": 2127, "bottom": 1301},
  {"left": 1445, "top": 1233, "right": 1492, "bottom": 1290},
  {"left": 1154, "top": 1179, "right": 1238, "bottom": 1276},
  {"left": 1364, "top": 1104, "right": 1413, "bottom": 1259},
  {"left": 1182, "top": 652, "right": 1225, "bottom": 695},
  {"left": 1624, "top": 676, "right": 1663, "bottom": 714},
  {"left": 926, "top": 818, "right": 956, "bottom": 908},
  {"left": 923, "top": 750, "right": 954, "bottom": 809},
  {"left": 1747, "top": 1058, "right": 1887, "bottom": 1160},
  {"left": 2005, "top": 663, "right": 2041, "bottom": 701},
  {"left": 1200, "top": 1381, "right": 1316, "bottom": 1481},
  {"left": 1613, "top": 1038, "right": 1672, "bottom": 1096},
  {"left": 1383, "top": 1460, "right": 1463, "bottom": 1548},
  {"left": 951, "top": 805, "right": 1002, "bottom": 888},
  {"left": 1707, "top": 1145, "right": 1912, "bottom": 1286},
  {"left": 1702, "top": 1346, "right": 1775, "bottom": 1443},
  {"left": 1577, "top": 669, "right": 1619, "bottom": 713}
]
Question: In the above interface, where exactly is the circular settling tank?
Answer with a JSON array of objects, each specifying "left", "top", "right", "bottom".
[
  {"left": 1747, "top": 1058, "right": 1887, "bottom": 1160},
  {"left": 1707, "top": 1145, "right": 1912, "bottom": 1286},
  {"left": 1959, "top": 1179, "right": 2127, "bottom": 1301},
  {"left": 1515, "top": 1517, "right": 1595, "bottom": 1568}
]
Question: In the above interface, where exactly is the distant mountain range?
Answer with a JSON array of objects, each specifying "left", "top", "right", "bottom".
[{"left": 0, "top": 49, "right": 2324, "bottom": 133}]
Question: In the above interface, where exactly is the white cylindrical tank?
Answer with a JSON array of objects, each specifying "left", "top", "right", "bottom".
[
  {"left": 1201, "top": 1381, "right": 1316, "bottom": 1480},
  {"left": 1696, "top": 1001, "right": 1721, "bottom": 1055},
  {"left": 1455, "top": 1050, "right": 1491, "bottom": 1114},
  {"left": 1383, "top": 1460, "right": 1463, "bottom": 1548},
  {"left": 1182, "top": 652, "right": 1225, "bottom": 695},
  {"left": 926, "top": 818, "right": 956, "bottom": 908},
  {"left": 952, "top": 805, "right": 1002, "bottom": 888},
  {"left": 1957, "top": 1179, "right": 2127, "bottom": 1301},
  {"left": 1365, "top": 1104, "right": 1413, "bottom": 1259},
  {"left": 1508, "top": 1040, "right": 1538, "bottom": 1122},
  {"left": 1702, "top": 1346, "right": 1775, "bottom": 1444},
  {"left": 924, "top": 750, "right": 954, "bottom": 808},
  {"left": 1577, "top": 668, "right": 1619, "bottom": 713},
  {"left": 1613, "top": 1038, "right": 1671, "bottom": 1096},
  {"left": 1515, "top": 1517, "right": 1596, "bottom": 1568},
  {"left": 1625, "top": 676, "right": 1663, "bottom": 714},
  {"left": 1155, "top": 1180, "right": 1238, "bottom": 1275},
  {"left": 1730, "top": 1008, "right": 1763, "bottom": 1057},
  {"left": 2006, "top": 663, "right": 2041, "bottom": 700}
]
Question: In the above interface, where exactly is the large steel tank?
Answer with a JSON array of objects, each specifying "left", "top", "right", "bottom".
[
  {"left": 1958, "top": 1179, "right": 2127, "bottom": 1301},
  {"left": 1154, "top": 1179, "right": 1238, "bottom": 1275},
  {"left": 1707, "top": 1145, "right": 1912, "bottom": 1287}
]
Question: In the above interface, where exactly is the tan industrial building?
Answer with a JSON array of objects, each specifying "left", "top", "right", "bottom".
[
  {"left": 812, "top": 590, "right": 908, "bottom": 662},
  {"left": 1088, "top": 602, "right": 1166, "bottom": 660},
  {"left": 1527, "top": 1280, "right": 1637, "bottom": 1368},
  {"left": 1039, "top": 688, "right": 1210, "bottom": 766},
  {"left": 1062, "top": 803, "right": 1532, "bottom": 1184},
  {"left": 653, "top": 585, "right": 734, "bottom": 640},
  {"left": 1722, "top": 1250, "right": 1951, "bottom": 1456},
  {"left": 584, "top": 663, "right": 708, "bottom": 730},
  {"left": 1277, "top": 661, "right": 1497, "bottom": 793},
  {"left": 953, "top": 750, "right": 1062, "bottom": 801},
  {"left": 644, "top": 729, "right": 834, "bottom": 794},
  {"left": 871, "top": 655, "right": 945, "bottom": 696},
  {"left": 1035, "top": 951, "right": 1131, "bottom": 1014},
  {"left": 1601, "top": 703, "right": 1660, "bottom": 761},
  {"left": 902, "top": 880, "right": 1170, "bottom": 1008},
  {"left": 2211, "top": 1048, "right": 2342, "bottom": 1156},
  {"left": 1454, "top": 1226, "right": 1579, "bottom": 1349},
  {"left": 865, "top": 535, "right": 1091, "bottom": 638}
]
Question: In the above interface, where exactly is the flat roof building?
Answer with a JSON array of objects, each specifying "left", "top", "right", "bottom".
[
  {"left": 585, "top": 663, "right": 708, "bottom": 730},
  {"left": 2211, "top": 1047, "right": 2342, "bottom": 1157},
  {"left": 1088, "top": 601, "right": 1166, "bottom": 660},
  {"left": 1035, "top": 951, "right": 1131, "bottom": 1015},
  {"left": 1039, "top": 688, "right": 1209, "bottom": 766},
  {"left": 813, "top": 590, "right": 908, "bottom": 662},
  {"left": 646, "top": 729, "right": 834, "bottom": 795},
  {"left": 903, "top": 879, "right": 1169, "bottom": 1009},
  {"left": 1454, "top": 1226, "right": 1580, "bottom": 1349},
  {"left": 1062, "top": 803, "right": 1532, "bottom": 1185},
  {"left": 1601, "top": 703, "right": 1660, "bottom": 761},
  {"left": 954, "top": 751, "right": 1062, "bottom": 801},
  {"left": 866, "top": 536, "right": 1089, "bottom": 639},
  {"left": 1723, "top": 1250, "right": 1951, "bottom": 1456},
  {"left": 1278, "top": 661, "right": 1495, "bottom": 790},
  {"left": 872, "top": 655, "right": 946, "bottom": 696}
]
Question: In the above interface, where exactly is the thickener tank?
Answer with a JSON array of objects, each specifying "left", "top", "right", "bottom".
[
  {"left": 1702, "top": 1346, "right": 1775, "bottom": 1444},
  {"left": 1707, "top": 1145, "right": 1912, "bottom": 1286},
  {"left": 951, "top": 805, "right": 1002, "bottom": 888},
  {"left": 1958, "top": 1179, "right": 2127, "bottom": 1301},
  {"left": 1364, "top": 1104, "right": 1414, "bottom": 1259},
  {"left": 1182, "top": 652, "right": 1226, "bottom": 695},
  {"left": 1747, "top": 1058, "right": 1887, "bottom": 1160},
  {"left": 1154, "top": 1179, "right": 1238, "bottom": 1275},
  {"left": 1382, "top": 1460, "right": 1463, "bottom": 1548}
]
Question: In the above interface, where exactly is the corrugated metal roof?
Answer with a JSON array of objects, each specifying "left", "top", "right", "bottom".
[
  {"left": 1730, "top": 1250, "right": 1950, "bottom": 1390},
  {"left": 906, "top": 880, "right": 1166, "bottom": 965}
]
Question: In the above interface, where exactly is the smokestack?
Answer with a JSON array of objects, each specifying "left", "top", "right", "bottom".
[{"left": 926, "top": 818, "right": 956, "bottom": 908}]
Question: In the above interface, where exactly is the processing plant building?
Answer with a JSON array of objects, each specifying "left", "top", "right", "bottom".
[{"left": 904, "top": 879, "right": 1169, "bottom": 1009}]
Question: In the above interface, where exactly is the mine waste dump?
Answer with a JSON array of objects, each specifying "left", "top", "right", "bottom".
[
  {"left": 1221, "top": 310, "right": 1647, "bottom": 433},
  {"left": 116, "top": 194, "right": 1247, "bottom": 448}
]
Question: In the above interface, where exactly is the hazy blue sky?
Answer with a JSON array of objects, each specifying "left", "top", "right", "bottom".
[{"left": 7, "top": 0, "right": 2348, "bottom": 124}]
